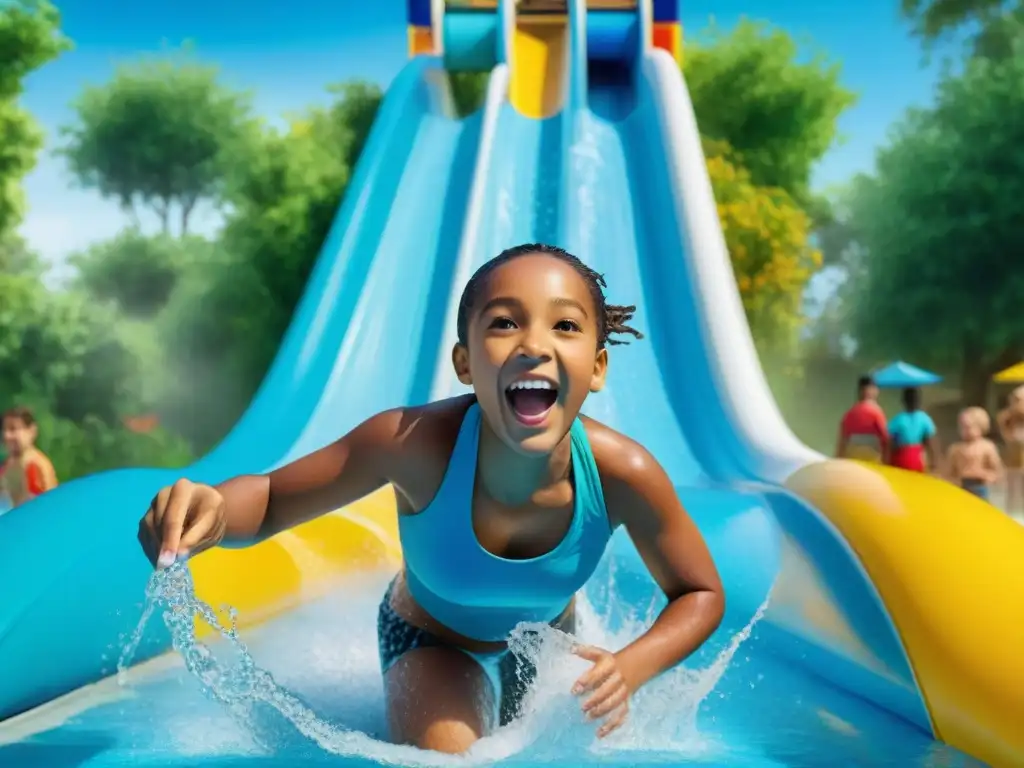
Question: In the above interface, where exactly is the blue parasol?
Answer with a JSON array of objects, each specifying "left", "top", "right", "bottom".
[{"left": 871, "top": 361, "right": 943, "bottom": 388}]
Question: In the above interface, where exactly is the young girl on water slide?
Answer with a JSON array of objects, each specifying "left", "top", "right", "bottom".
[{"left": 137, "top": 244, "right": 725, "bottom": 754}]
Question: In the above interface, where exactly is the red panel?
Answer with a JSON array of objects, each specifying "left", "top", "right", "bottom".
[{"left": 652, "top": 22, "right": 679, "bottom": 60}]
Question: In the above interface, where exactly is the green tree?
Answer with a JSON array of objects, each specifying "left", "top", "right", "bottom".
[
  {"left": 0, "top": 233, "right": 44, "bottom": 275},
  {"left": 842, "top": 42, "right": 1024, "bottom": 405},
  {"left": 900, "top": 0, "right": 1024, "bottom": 59},
  {"left": 69, "top": 231, "right": 211, "bottom": 318},
  {"left": 37, "top": 413, "right": 192, "bottom": 482},
  {"left": 684, "top": 20, "right": 856, "bottom": 205},
  {"left": 60, "top": 56, "right": 256, "bottom": 234},
  {"left": 0, "top": 274, "right": 140, "bottom": 423},
  {"left": 0, "top": 268, "right": 195, "bottom": 480},
  {"left": 0, "top": 0, "right": 70, "bottom": 238},
  {"left": 157, "top": 87, "right": 361, "bottom": 449},
  {"left": 449, "top": 72, "right": 488, "bottom": 117},
  {"left": 901, "top": 0, "right": 1014, "bottom": 39},
  {"left": 704, "top": 139, "right": 823, "bottom": 356}
]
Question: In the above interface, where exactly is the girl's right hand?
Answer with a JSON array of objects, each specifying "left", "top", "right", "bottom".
[{"left": 138, "top": 479, "right": 227, "bottom": 569}]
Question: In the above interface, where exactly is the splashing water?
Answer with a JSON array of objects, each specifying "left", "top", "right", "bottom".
[
  {"left": 116, "top": 561, "right": 766, "bottom": 765},
  {"left": 117, "top": 563, "right": 390, "bottom": 761}
]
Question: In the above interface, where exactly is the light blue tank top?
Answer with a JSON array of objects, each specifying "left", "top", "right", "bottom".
[
  {"left": 888, "top": 410, "right": 936, "bottom": 447},
  {"left": 399, "top": 402, "right": 612, "bottom": 642}
]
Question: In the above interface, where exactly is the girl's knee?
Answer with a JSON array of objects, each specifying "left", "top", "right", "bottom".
[{"left": 384, "top": 646, "right": 495, "bottom": 753}]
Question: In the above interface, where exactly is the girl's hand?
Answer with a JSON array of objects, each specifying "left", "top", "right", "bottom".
[
  {"left": 571, "top": 645, "right": 633, "bottom": 737},
  {"left": 138, "top": 479, "right": 227, "bottom": 568}
]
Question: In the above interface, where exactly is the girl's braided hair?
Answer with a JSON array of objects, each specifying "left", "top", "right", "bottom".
[{"left": 456, "top": 243, "right": 643, "bottom": 349}]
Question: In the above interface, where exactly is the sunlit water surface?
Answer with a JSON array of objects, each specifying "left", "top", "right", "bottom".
[{"left": 0, "top": 557, "right": 985, "bottom": 768}]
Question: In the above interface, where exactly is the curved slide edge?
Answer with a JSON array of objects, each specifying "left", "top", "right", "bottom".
[
  {"left": 787, "top": 461, "right": 1024, "bottom": 768},
  {"left": 592, "top": 51, "right": 932, "bottom": 734},
  {"left": 0, "top": 58, "right": 502, "bottom": 723},
  {"left": 640, "top": 38, "right": 1024, "bottom": 766},
  {"left": 430, "top": 64, "right": 511, "bottom": 401},
  {"left": 193, "top": 57, "right": 448, "bottom": 478},
  {"left": 637, "top": 47, "right": 819, "bottom": 485}
]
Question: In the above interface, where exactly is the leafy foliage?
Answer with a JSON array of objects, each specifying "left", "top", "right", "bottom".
[
  {"left": 901, "top": 0, "right": 1013, "bottom": 38},
  {"left": 448, "top": 72, "right": 488, "bottom": 116},
  {"left": 685, "top": 20, "right": 856, "bottom": 204},
  {"left": 70, "top": 231, "right": 213, "bottom": 318},
  {"left": 705, "top": 140, "right": 823, "bottom": 354},
  {"left": 0, "top": 274, "right": 144, "bottom": 423},
  {"left": 0, "top": 0, "right": 70, "bottom": 238},
  {"left": 842, "top": 42, "right": 1024, "bottom": 401},
  {"left": 59, "top": 55, "right": 257, "bottom": 233}
]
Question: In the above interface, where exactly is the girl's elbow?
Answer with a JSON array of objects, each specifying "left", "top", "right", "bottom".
[{"left": 701, "top": 586, "right": 726, "bottom": 630}]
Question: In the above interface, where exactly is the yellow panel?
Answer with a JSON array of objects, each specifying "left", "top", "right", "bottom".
[
  {"left": 786, "top": 461, "right": 1024, "bottom": 768},
  {"left": 509, "top": 18, "right": 566, "bottom": 118},
  {"left": 188, "top": 485, "right": 402, "bottom": 639}
]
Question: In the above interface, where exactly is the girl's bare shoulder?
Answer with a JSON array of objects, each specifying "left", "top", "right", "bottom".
[
  {"left": 580, "top": 415, "right": 660, "bottom": 485},
  {"left": 389, "top": 395, "right": 476, "bottom": 456},
  {"left": 373, "top": 395, "right": 476, "bottom": 509}
]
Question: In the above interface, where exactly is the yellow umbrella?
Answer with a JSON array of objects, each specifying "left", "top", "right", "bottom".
[{"left": 992, "top": 362, "right": 1024, "bottom": 383}]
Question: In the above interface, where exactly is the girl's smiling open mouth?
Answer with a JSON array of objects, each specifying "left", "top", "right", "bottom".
[{"left": 505, "top": 377, "right": 559, "bottom": 426}]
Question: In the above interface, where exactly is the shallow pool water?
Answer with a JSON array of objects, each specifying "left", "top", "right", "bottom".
[{"left": 0, "top": 563, "right": 984, "bottom": 768}]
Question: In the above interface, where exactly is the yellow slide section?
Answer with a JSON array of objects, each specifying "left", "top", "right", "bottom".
[
  {"left": 510, "top": 16, "right": 567, "bottom": 119},
  {"left": 787, "top": 461, "right": 1024, "bottom": 768},
  {"left": 188, "top": 486, "right": 401, "bottom": 639}
]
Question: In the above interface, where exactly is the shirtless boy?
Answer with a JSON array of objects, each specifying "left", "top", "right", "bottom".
[{"left": 946, "top": 407, "right": 1002, "bottom": 501}]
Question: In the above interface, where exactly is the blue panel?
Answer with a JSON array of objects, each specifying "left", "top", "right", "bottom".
[
  {"left": 407, "top": 0, "right": 432, "bottom": 27},
  {"left": 652, "top": 0, "right": 678, "bottom": 23},
  {"left": 444, "top": 11, "right": 498, "bottom": 71},
  {"left": 586, "top": 10, "right": 638, "bottom": 62}
]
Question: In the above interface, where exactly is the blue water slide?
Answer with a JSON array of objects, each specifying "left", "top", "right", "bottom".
[{"left": 0, "top": 55, "right": 489, "bottom": 722}]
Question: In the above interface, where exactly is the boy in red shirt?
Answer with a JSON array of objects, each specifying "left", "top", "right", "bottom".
[
  {"left": 836, "top": 375, "right": 890, "bottom": 462},
  {"left": 0, "top": 406, "right": 58, "bottom": 508}
]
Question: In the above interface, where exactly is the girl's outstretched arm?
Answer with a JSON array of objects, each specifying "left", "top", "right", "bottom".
[
  {"left": 218, "top": 408, "right": 405, "bottom": 543},
  {"left": 598, "top": 437, "right": 725, "bottom": 692}
]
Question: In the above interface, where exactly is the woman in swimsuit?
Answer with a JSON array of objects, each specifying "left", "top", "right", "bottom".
[
  {"left": 886, "top": 387, "right": 939, "bottom": 473},
  {"left": 137, "top": 244, "right": 725, "bottom": 754},
  {"left": 996, "top": 385, "right": 1024, "bottom": 514}
]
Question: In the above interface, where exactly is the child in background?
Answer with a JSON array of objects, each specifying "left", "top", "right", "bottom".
[
  {"left": 836, "top": 375, "right": 889, "bottom": 462},
  {"left": 945, "top": 407, "right": 1002, "bottom": 501},
  {"left": 0, "top": 406, "right": 58, "bottom": 508},
  {"left": 886, "top": 387, "right": 939, "bottom": 473},
  {"left": 996, "top": 385, "right": 1024, "bottom": 514}
]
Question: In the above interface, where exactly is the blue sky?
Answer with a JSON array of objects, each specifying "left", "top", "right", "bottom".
[{"left": 20, "top": 0, "right": 938, "bottom": 285}]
